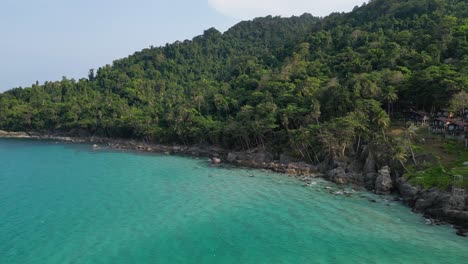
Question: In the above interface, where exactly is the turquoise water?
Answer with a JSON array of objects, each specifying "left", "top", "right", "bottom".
[{"left": 0, "top": 139, "right": 467, "bottom": 264}]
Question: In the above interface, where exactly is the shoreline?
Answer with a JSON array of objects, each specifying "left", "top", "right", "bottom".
[
  {"left": 1, "top": 130, "right": 467, "bottom": 236},
  {"left": 0, "top": 130, "right": 320, "bottom": 180}
]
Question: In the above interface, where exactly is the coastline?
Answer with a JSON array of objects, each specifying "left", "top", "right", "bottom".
[
  {"left": 0, "top": 130, "right": 319, "bottom": 179},
  {"left": 1, "top": 130, "right": 467, "bottom": 236}
]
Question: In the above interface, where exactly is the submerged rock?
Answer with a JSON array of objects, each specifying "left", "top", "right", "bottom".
[{"left": 456, "top": 229, "right": 467, "bottom": 237}]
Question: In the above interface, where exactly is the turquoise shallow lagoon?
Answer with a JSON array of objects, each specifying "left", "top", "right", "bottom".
[{"left": 0, "top": 139, "right": 467, "bottom": 264}]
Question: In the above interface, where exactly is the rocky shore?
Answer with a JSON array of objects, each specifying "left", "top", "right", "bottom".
[
  {"left": 1, "top": 130, "right": 467, "bottom": 236},
  {"left": 318, "top": 153, "right": 468, "bottom": 237},
  {"left": 0, "top": 130, "right": 321, "bottom": 179}
]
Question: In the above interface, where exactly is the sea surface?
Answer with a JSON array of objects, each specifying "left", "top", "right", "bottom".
[{"left": 0, "top": 139, "right": 467, "bottom": 264}]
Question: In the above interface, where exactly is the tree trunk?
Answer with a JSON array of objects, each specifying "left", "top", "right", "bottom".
[
  {"left": 356, "top": 135, "right": 361, "bottom": 153},
  {"left": 400, "top": 160, "right": 411, "bottom": 174}
]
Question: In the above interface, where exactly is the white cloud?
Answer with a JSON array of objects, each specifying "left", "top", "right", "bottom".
[{"left": 208, "top": 0, "right": 367, "bottom": 19}]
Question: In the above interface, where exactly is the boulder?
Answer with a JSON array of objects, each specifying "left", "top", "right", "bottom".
[
  {"left": 375, "top": 166, "right": 393, "bottom": 195},
  {"left": 363, "top": 152, "right": 378, "bottom": 190},
  {"left": 364, "top": 173, "right": 378, "bottom": 191},
  {"left": 363, "top": 152, "right": 377, "bottom": 175},
  {"left": 211, "top": 157, "right": 222, "bottom": 164},
  {"left": 285, "top": 162, "right": 316, "bottom": 175},
  {"left": 326, "top": 167, "right": 350, "bottom": 184},
  {"left": 414, "top": 197, "right": 436, "bottom": 212},
  {"left": 397, "top": 178, "right": 421, "bottom": 204},
  {"left": 441, "top": 209, "right": 468, "bottom": 228},
  {"left": 253, "top": 151, "right": 274, "bottom": 163},
  {"left": 227, "top": 153, "right": 237, "bottom": 162},
  {"left": 279, "top": 154, "right": 299, "bottom": 164},
  {"left": 456, "top": 229, "right": 467, "bottom": 237}
]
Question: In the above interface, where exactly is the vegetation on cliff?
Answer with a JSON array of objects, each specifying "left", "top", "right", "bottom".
[{"left": 0, "top": 0, "right": 467, "bottom": 168}]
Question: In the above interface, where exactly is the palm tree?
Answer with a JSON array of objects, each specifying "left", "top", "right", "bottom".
[
  {"left": 373, "top": 110, "right": 391, "bottom": 141},
  {"left": 403, "top": 122, "right": 418, "bottom": 165},
  {"left": 394, "top": 144, "right": 411, "bottom": 174},
  {"left": 382, "top": 86, "right": 398, "bottom": 116}
]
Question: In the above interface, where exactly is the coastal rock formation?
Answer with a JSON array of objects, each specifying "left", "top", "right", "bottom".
[
  {"left": 227, "top": 152, "right": 237, "bottom": 163},
  {"left": 363, "top": 153, "right": 378, "bottom": 190},
  {"left": 321, "top": 158, "right": 364, "bottom": 185},
  {"left": 253, "top": 151, "right": 274, "bottom": 163},
  {"left": 413, "top": 188, "right": 451, "bottom": 212},
  {"left": 396, "top": 177, "right": 468, "bottom": 234},
  {"left": 279, "top": 154, "right": 300, "bottom": 164},
  {"left": 326, "top": 167, "right": 347, "bottom": 184},
  {"left": 0, "top": 130, "right": 37, "bottom": 138},
  {"left": 285, "top": 162, "right": 317, "bottom": 176},
  {"left": 375, "top": 166, "right": 393, "bottom": 195},
  {"left": 2, "top": 131, "right": 467, "bottom": 234},
  {"left": 396, "top": 178, "right": 422, "bottom": 205},
  {"left": 211, "top": 157, "right": 221, "bottom": 164}
]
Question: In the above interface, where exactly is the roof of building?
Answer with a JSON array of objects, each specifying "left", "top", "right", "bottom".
[
  {"left": 433, "top": 117, "right": 468, "bottom": 127},
  {"left": 451, "top": 119, "right": 468, "bottom": 127},
  {"left": 434, "top": 117, "right": 451, "bottom": 123},
  {"left": 410, "top": 110, "right": 429, "bottom": 117}
]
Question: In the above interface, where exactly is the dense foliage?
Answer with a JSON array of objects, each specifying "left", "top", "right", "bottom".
[{"left": 1, "top": 0, "right": 467, "bottom": 162}]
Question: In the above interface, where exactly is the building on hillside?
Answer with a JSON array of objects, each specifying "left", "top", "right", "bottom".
[
  {"left": 430, "top": 117, "right": 467, "bottom": 142},
  {"left": 430, "top": 117, "right": 450, "bottom": 134},
  {"left": 406, "top": 110, "right": 430, "bottom": 126},
  {"left": 436, "top": 108, "right": 455, "bottom": 118},
  {"left": 446, "top": 119, "right": 467, "bottom": 136}
]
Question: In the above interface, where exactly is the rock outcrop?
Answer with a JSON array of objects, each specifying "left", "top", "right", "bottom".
[
  {"left": 2, "top": 130, "right": 467, "bottom": 235},
  {"left": 396, "top": 178, "right": 468, "bottom": 234},
  {"left": 375, "top": 166, "right": 393, "bottom": 194},
  {"left": 363, "top": 153, "right": 378, "bottom": 190}
]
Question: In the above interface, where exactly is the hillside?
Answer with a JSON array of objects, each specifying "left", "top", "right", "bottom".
[{"left": 0, "top": 0, "right": 467, "bottom": 163}]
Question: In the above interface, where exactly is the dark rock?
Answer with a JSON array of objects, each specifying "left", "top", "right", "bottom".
[
  {"left": 363, "top": 152, "right": 377, "bottom": 175},
  {"left": 375, "top": 166, "right": 393, "bottom": 195},
  {"left": 253, "top": 151, "right": 274, "bottom": 163},
  {"left": 456, "top": 229, "right": 467, "bottom": 237},
  {"left": 326, "top": 167, "right": 347, "bottom": 184},
  {"left": 280, "top": 153, "right": 299, "bottom": 164},
  {"left": 365, "top": 173, "right": 378, "bottom": 190},
  {"left": 413, "top": 189, "right": 451, "bottom": 213},
  {"left": 396, "top": 178, "right": 421, "bottom": 205},
  {"left": 227, "top": 152, "right": 237, "bottom": 162},
  {"left": 443, "top": 210, "right": 468, "bottom": 228}
]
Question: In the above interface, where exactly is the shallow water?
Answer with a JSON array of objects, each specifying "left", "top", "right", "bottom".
[{"left": 0, "top": 139, "right": 467, "bottom": 264}]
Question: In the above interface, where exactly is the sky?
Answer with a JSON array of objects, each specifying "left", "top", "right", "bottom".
[{"left": 0, "top": 0, "right": 365, "bottom": 91}]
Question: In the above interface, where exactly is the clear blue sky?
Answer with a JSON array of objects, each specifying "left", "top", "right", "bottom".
[{"left": 0, "top": 0, "right": 365, "bottom": 91}]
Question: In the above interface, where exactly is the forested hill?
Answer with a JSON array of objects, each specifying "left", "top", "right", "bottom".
[{"left": 1, "top": 0, "right": 467, "bottom": 160}]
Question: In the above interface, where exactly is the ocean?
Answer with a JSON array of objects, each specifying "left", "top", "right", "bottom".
[{"left": 0, "top": 139, "right": 467, "bottom": 263}]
